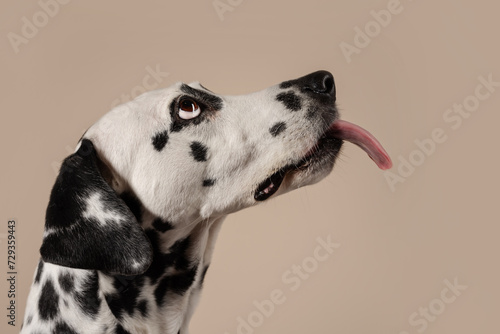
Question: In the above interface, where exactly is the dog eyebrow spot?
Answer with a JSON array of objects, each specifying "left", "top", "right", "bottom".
[
  {"left": 269, "top": 122, "right": 287, "bottom": 137},
  {"left": 152, "top": 218, "right": 174, "bottom": 233},
  {"left": 180, "top": 84, "right": 223, "bottom": 111},
  {"left": 276, "top": 91, "right": 302, "bottom": 111},
  {"left": 152, "top": 131, "right": 169, "bottom": 152},
  {"left": 203, "top": 179, "right": 216, "bottom": 187},
  {"left": 190, "top": 142, "right": 208, "bottom": 162}
]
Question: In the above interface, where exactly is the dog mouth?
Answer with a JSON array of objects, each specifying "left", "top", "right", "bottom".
[{"left": 254, "top": 120, "right": 392, "bottom": 201}]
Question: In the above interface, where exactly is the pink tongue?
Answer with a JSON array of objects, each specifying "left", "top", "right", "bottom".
[{"left": 330, "top": 120, "right": 392, "bottom": 170}]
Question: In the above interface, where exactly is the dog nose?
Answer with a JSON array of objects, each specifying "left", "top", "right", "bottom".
[
  {"left": 302, "top": 71, "right": 335, "bottom": 95},
  {"left": 281, "top": 70, "right": 336, "bottom": 101}
]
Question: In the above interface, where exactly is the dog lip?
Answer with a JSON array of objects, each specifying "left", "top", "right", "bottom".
[
  {"left": 254, "top": 132, "right": 343, "bottom": 202},
  {"left": 297, "top": 128, "right": 343, "bottom": 168},
  {"left": 302, "top": 128, "right": 339, "bottom": 161},
  {"left": 254, "top": 167, "right": 290, "bottom": 201}
]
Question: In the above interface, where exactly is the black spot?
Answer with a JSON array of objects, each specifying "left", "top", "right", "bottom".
[
  {"left": 143, "top": 229, "right": 167, "bottom": 283},
  {"left": 154, "top": 266, "right": 198, "bottom": 306},
  {"left": 169, "top": 265, "right": 198, "bottom": 294},
  {"left": 75, "top": 272, "right": 101, "bottom": 318},
  {"left": 137, "top": 300, "right": 148, "bottom": 317},
  {"left": 140, "top": 229, "right": 197, "bottom": 306},
  {"left": 152, "top": 218, "right": 174, "bottom": 233},
  {"left": 38, "top": 279, "right": 59, "bottom": 320},
  {"left": 34, "top": 260, "right": 44, "bottom": 284},
  {"left": 54, "top": 321, "right": 78, "bottom": 334},
  {"left": 143, "top": 230, "right": 192, "bottom": 285},
  {"left": 105, "top": 293, "right": 122, "bottom": 319},
  {"left": 269, "top": 122, "right": 287, "bottom": 137},
  {"left": 26, "top": 314, "right": 33, "bottom": 325},
  {"left": 169, "top": 237, "right": 192, "bottom": 271},
  {"left": 276, "top": 91, "right": 302, "bottom": 111},
  {"left": 152, "top": 131, "right": 169, "bottom": 151},
  {"left": 115, "top": 324, "right": 131, "bottom": 334},
  {"left": 58, "top": 272, "right": 74, "bottom": 293},
  {"left": 105, "top": 275, "right": 144, "bottom": 320},
  {"left": 190, "top": 142, "right": 208, "bottom": 162},
  {"left": 203, "top": 179, "right": 216, "bottom": 187}
]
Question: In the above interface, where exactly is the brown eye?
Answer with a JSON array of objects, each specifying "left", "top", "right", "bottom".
[
  {"left": 180, "top": 99, "right": 198, "bottom": 112},
  {"left": 178, "top": 99, "right": 201, "bottom": 119}
]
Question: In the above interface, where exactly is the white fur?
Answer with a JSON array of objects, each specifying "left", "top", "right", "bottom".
[{"left": 22, "top": 78, "right": 338, "bottom": 334}]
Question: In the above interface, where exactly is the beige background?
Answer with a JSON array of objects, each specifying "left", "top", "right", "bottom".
[{"left": 1, "top": 0, "right": 499, "bottom": 333}]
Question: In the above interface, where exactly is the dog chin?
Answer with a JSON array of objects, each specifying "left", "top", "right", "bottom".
[
  {"left": 254, "top": 138, "right": 343, "bottom": 201},
  {"left": 282, "top": 146, "right": 342, "bottom": 194}
]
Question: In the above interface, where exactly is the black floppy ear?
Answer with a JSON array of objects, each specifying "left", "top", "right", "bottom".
[{"left": 40, "top": 139, "right": 153, "bottom": 276}]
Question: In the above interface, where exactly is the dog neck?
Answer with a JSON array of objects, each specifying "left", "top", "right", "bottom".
[
  {"left": 89, "top": 162, "right": 228, "bottom": 331},
  {"left": 98, "top": 190, "right": 226, "bottom": 331}
]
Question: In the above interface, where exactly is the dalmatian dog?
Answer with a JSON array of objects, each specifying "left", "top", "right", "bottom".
[{"left": 20, "top": 71, "right": 391, "bottom": 334}]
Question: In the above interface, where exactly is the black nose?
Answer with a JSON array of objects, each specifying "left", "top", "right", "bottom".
[
  {"left": 302, "top": 71, "right": 335, "bottom": 95},
  {"left": 280, "top": 70, "right": 336, "bottom": 100}
]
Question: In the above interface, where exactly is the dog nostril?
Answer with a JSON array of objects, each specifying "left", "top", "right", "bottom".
[{"left": 321, "top": 75, "right": 335, "bottom": 95}]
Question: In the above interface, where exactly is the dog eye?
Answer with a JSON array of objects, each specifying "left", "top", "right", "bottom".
[{"left": 178, "top": 98, "right": 201, "bottom": 119}]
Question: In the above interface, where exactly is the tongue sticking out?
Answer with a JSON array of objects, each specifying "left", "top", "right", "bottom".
[{"left": 330, "top": 120, "right": 392, "bottom": 170}]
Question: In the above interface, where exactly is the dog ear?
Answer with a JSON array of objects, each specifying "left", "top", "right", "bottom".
[{"left": 40, "top": 139, "right": 153, "bottom": 276}]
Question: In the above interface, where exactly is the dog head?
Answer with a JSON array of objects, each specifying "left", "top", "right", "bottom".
[{"left": 40, "top": 71, "right": 391, "bottom": 275}]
